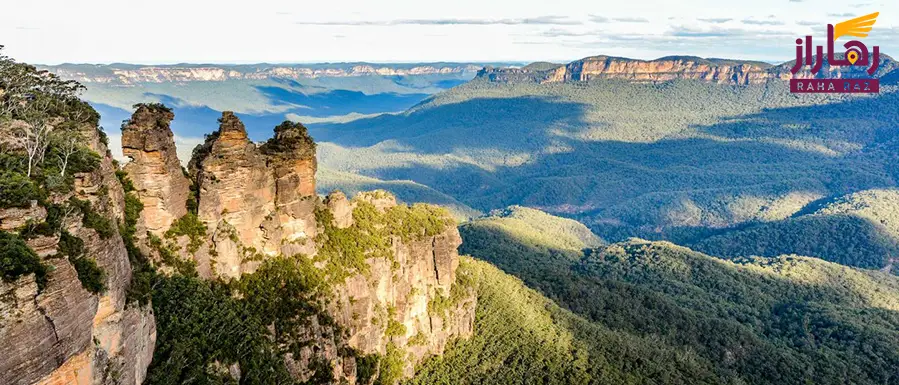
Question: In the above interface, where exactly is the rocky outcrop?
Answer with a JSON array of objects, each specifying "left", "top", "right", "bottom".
[
  {"left": 181, "top": 113, "right": 320, "bottom": 278},
  {"left": 0, "top": 202, "right": 46, "bottom": 231},
  {"left": 262, "top": 121, "right": 318, "bottom": 257},
  {"left": 121, "top": 104, "right": 190, "bottom": 237},
  {"left": 190, "top": 112, "right": 280, "bottom": 278},
  {"left": 324, "top": 191, "right": 354, "bottom": 229},
  {"left": 325, "top": 192, "right": 476, "bottom": 377},
  {"left": 479, "top": 54, "right": 898, "bottom": 85}
]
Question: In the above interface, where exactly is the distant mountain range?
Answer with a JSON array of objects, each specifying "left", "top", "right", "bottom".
[
  {"left": 38, "top": 61, "right": 517, "bottom": 143},
  {"left": 479, "top": 54, "right": 898, "bottom": 85},
  {"left": 40, "top": 62, "right": 499, "bottom": 84}
]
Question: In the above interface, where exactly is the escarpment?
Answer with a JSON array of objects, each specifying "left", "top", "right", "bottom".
[
  {"left": 479, "top": 56, "right": 773, "bottom": 85},
  {"left": 478, "top": 53, "right": 899, "bottom": 85},
  {"left": 122, "top": 109, "right": 476, "bottom": 383},
  {"left": 1, "top": 102, "right": 155, "bottom": 384}
]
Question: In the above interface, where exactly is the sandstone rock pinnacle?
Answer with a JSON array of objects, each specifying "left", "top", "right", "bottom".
[{"left": 121, "top": 103, "right": 190, "bottom": 236}]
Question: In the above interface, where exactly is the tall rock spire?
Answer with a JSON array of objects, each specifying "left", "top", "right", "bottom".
[
  {"left": 193, "top": 111, "right": 279, "bottom": 278},
  {"left": 121, "top": 103, "right": 190, "bottom": 237},
  {"left": 262, "top": 121, "right": 318, "bottom": 256}
]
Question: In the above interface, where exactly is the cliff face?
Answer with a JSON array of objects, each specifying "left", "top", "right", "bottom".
[
  {"left": 549, "top": 56, "right": 771, "bottom": 85},
  {"left": 0, "top": 119, "right": 155, "bottom": 385},
  {"left": 121, "top": 104, "right": 190, "bottom": 237},
  {"left": 190, "top": 112, "right": 282, "bottom": 278},
  {"left": 323, "top": 192, "right": 476, "bottom": 379},
  {"left": 122, "top": 109, "right": 475, "bottom": 383},
  {"left": 479, "top": 54, "right": 898, "bottom": 85},
  {"left": 262, "top": 121, "right": 319, "bottom": 258}
]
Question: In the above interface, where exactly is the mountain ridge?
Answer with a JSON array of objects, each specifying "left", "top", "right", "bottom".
[
  {"left": 479, "top": 53, "right": 898, "bottom": 85},
  {"left": 39, "top": 62, "right": 505, "bottom": 84}
]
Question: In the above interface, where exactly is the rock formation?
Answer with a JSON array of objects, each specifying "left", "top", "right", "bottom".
[
  {"left": 121, "top": 109, "right": 476, "bottom": 383},
  {"left": 322, "top": 191, "right": 475, "bottom": 379},
  {"left": 189, "top": 111, "right": 280, "bottom": 278},
  {"left": 121, "top": 104, "right": 190, "bottom": 237},
  {"left": 1, "top": 118, "right": 155, "bottom": 385},
  {"left": 261, "top": 120, "right": 318, "bottom": 257}
]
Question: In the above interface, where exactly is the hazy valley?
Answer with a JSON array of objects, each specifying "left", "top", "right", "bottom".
[{"left": 3, "top": 46, "right": 899, "bottom": 385}]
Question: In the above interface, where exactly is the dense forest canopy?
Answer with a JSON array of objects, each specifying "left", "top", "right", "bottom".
[{"left": 447, "top": 208, "right": 899, "bottom": 384}]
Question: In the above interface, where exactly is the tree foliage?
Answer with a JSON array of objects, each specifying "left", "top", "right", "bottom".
[
  {"left": 0, "top": 231, "right": 48, "bottom": 290},
  {"left": 451, "top": 211, "right": 899, "bottom": 385}
]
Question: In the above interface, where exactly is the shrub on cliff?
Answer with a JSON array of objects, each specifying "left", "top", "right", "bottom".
[
  {"left": 71, "top": 256, "right": 105, "bottom": 294},
  {"left": 261, "top": 120, "right": 316, "bottom": 159},
  {"left": 0, "top": 170, "right": 42, "bottom": 208},
  {"left": 165, "top": 213, "right": 207, "bottom": 254},
  {"left": 58, "top": 230, "right": 106, "bottom": 294},
  {"left": 68, "top": 197, "right": 116, "bottom": 239},
  {"left": 0, "top": 231, "right": 48, "bottom": 290}
]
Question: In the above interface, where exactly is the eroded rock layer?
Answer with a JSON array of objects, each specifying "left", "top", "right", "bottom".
[{"left": 1, "top": 119, "right": 155, "bottom": 385}]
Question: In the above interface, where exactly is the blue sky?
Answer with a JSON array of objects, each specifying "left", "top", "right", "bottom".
[{"left": 2, "top": 0, "right": 896, "bottom": 64}]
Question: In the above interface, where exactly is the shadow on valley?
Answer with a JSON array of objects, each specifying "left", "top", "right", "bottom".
[
  {"left": 696, "top": 90, "right": 899, "bottom": 147},
  {"left": 459, "top": 221, "right": 899, "bottom": 385},
  {"left": 311, "top": 90, "right": 898, "bottom": 243},
  {"left": 255, "top": 86, "right": 428, "bottom": 117},
  {"left": 310, "top": 96, "right": 593, "bottom": 151}
]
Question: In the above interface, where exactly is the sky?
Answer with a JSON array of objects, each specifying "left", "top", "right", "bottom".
[{"left": 2, "top": 0, "right": 897, "bottom": 64}]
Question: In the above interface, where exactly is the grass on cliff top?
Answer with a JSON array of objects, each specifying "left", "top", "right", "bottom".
[{"left": 314, "top": 194, "right": 454, "bottom": 283}]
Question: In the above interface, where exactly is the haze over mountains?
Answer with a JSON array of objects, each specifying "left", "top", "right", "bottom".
[
  {"left": 5, "top": 43, "right": 899, "bottom": 384},
  {"left": 38, "top": 62, "right": 500, "bottom": 139}
]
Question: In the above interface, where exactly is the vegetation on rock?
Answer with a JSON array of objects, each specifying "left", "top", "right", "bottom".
[
  {"left": 0, "top": 231, "right": 49, "bottom": 290},
  {"left": 313, "top": 198, "right": 453, "bottom": 283},
  {"left": 58, "top": 230, "right": 105, "bottom": 293}
]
